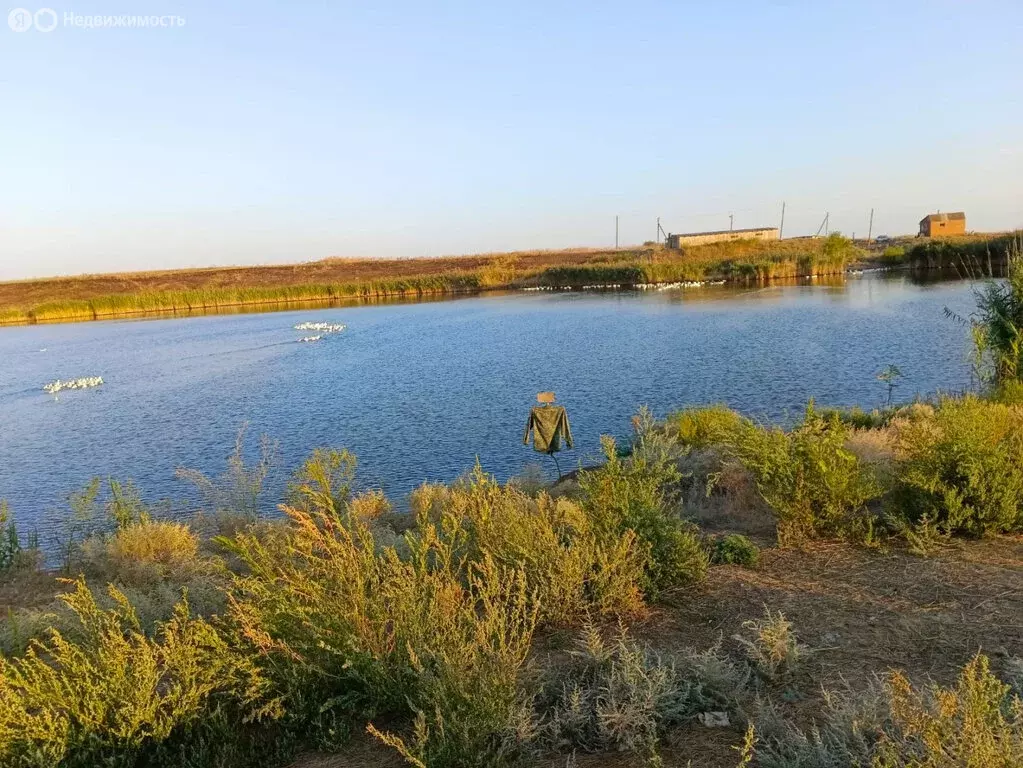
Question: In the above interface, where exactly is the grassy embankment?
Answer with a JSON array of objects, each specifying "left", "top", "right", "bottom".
[
  {"left": 0, "top": 235, "right": 867, "bottom": 325},
  {"left": 2, "top": 251, "right": 1023, "bottom": 766}
]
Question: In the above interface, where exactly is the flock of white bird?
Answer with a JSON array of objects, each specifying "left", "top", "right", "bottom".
[
  {"left": 41, "top": 319, "right": 349, "bottom": 396},
  {"left": 295, "top": 322, "right": 346, "bottom": 333},
  {"left": 635, "top": 280, "right": 728, "bottom": 290},
  {"left": 43, "top": 376, "right": 103, "bottom": 394},
  {"left": 294, "top": 321, "right": 346, "bottom": 343},
  {"left": 524, "top": 280, "right": 730, "bottom": 292}
]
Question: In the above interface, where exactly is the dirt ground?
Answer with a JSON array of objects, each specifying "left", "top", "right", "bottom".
[
  {"left": 292, "top": 536, "right": 1023, "bottom": 768},
  {"left": 0, "top": 561, "right": 62, "bottom": 615}
]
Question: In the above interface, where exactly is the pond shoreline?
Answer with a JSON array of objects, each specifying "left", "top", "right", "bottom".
[
  {"left": 5, "top": 231, "right": 1017, "bottom": 327},
  {"left": 0, "top": 259, "right": 915, "bottom": 328}
]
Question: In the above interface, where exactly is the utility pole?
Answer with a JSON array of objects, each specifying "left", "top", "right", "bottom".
[
  {"left": 656, "top": 217, "right": 660, "bottom": 244},
  {"left": 615, "top": 215, "right": 619, "bottom": 250},
  {"left": 867, "top": 208, "right": 874, "bottom": 244},
  {"left": 814, "top": 212, "right": 830, "bottom": 238},
  {"left": 824, "top": 212, "right": 829, "bottom": 236},
  {"left": 779, "top": 201, "right": 786, "bottom": 239},
  {"left": 729, "top": 213, "right": 734, "bottom": 231}
]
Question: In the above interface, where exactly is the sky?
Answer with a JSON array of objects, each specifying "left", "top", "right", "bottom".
[{"left": 1, "top": 1, "right": 1022, "bottom": 280}]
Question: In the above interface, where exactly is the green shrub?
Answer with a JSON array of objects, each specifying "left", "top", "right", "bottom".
[
  {"left": 286, "top": 447, "right": 357, "bottom": 514},
  {"left": 822, "top": 232, "right": 853, "bottom": 256},
  {"left": 105, "top": 479, "right": 151, "bottom": 529},
  {"left": 414, "top": 465, "right": 646, "bottom": 625},
  {"left": 0, "top": 580, "right": 271, "bottom": 768},
  {"left": 972, "top": 241, "right": 1023, "bottom": 383},
  {"left": 222, "top": 463, "right": 540, "bottom": 765},
  {"left": 580, "top": 436, "right": 708, "bottom": 594},
  {"left": 891, "top": 395, "right": 1023, "bottom": 536},
  {"left": 365, "top": 560, "right": 537, "bottom": 768},
  {"left": 818, "top": 405, "right": 892, "bottom": 430},
  {"left": 727, "top": 403, "right": 882, "bottom": 544},
  {"left": 711, "top": 534, "right": 760, "bottom": 567},
  {"left": 0, "top": 500, "right": 25, "bottom": 573},
  {"left": 666, "top": 405, "right": 743, "bottom": 449},
  {"left": 993, "top": 379, "right": 1023, "bottom": 406},
  {"left": 880, "top": 245, "right": 906, "bottom": 264}
]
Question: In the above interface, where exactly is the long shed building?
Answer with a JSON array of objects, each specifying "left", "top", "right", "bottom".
[{"left": 666, "top": 227, "right": 779, "bottom": 249}]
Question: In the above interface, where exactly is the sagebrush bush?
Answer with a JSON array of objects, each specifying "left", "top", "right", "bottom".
[
  {"left": 580, "top": 436, "right": 708, "bottom": 594},
  {"left": 711, "top": 534, "right": 760, "bottom": 566},
  {"left": 754, "top": 654, "right": 1023, "bottom": 767},
  {"left": 1004, "top": 657, "right": 1023, "bottom": 699},
  {"left": 891, "top": 395, "right": 1023, "bottom": 536},
  {"left": 753, "top": 680, "right": 887, "bottom": 767},
  {"left": 0, "top": 580, "right": 271, "bottom": 768},
  {"left": 734, "top": 607, "right": 803, "bottom": 681},
  {"left": 874, "top": 655, "right": 1023, "bottom": 766},
  {"left": 366, "top": 559, "right": 537, "bottom": 768},
  {"left": 727, "top": 403, "right": 882, "bottom": 544},
  {"left": 521, "top": 623, "right": 749, "bottom": 760}
]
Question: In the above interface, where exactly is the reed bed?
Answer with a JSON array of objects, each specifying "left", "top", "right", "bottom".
[
  {"left": 907, "top": 231, "right": 1022, "bottom": 271},
  {"left": 3, "top": 234, "right": 1008, "bottom": 325},
  {"left": 17, "top": 274, "right": 486, "bottom": 324},
  {"left": 0, "top": 308, "right": 29, "bottom": 324}
]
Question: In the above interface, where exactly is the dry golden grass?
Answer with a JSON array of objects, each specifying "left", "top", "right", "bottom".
[
  {"left": 103, "top": 521, "right": 199, "bottom": 571},
  {"left": 0, "top": 247, "right": 638, "bottom": 315}
]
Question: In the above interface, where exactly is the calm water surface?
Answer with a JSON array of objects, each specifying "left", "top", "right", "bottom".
[{"left": 0, "top": 275, "right": 980, "bottom": 545}]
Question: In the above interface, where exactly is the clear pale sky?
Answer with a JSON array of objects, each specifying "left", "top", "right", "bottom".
[{"left": 2, "top": 1, "right": 1021, "bottom": 280}]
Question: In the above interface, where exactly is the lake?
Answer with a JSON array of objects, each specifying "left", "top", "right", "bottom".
[{"left": 0, "top": 274, "right": 981, "bottom": 546}]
